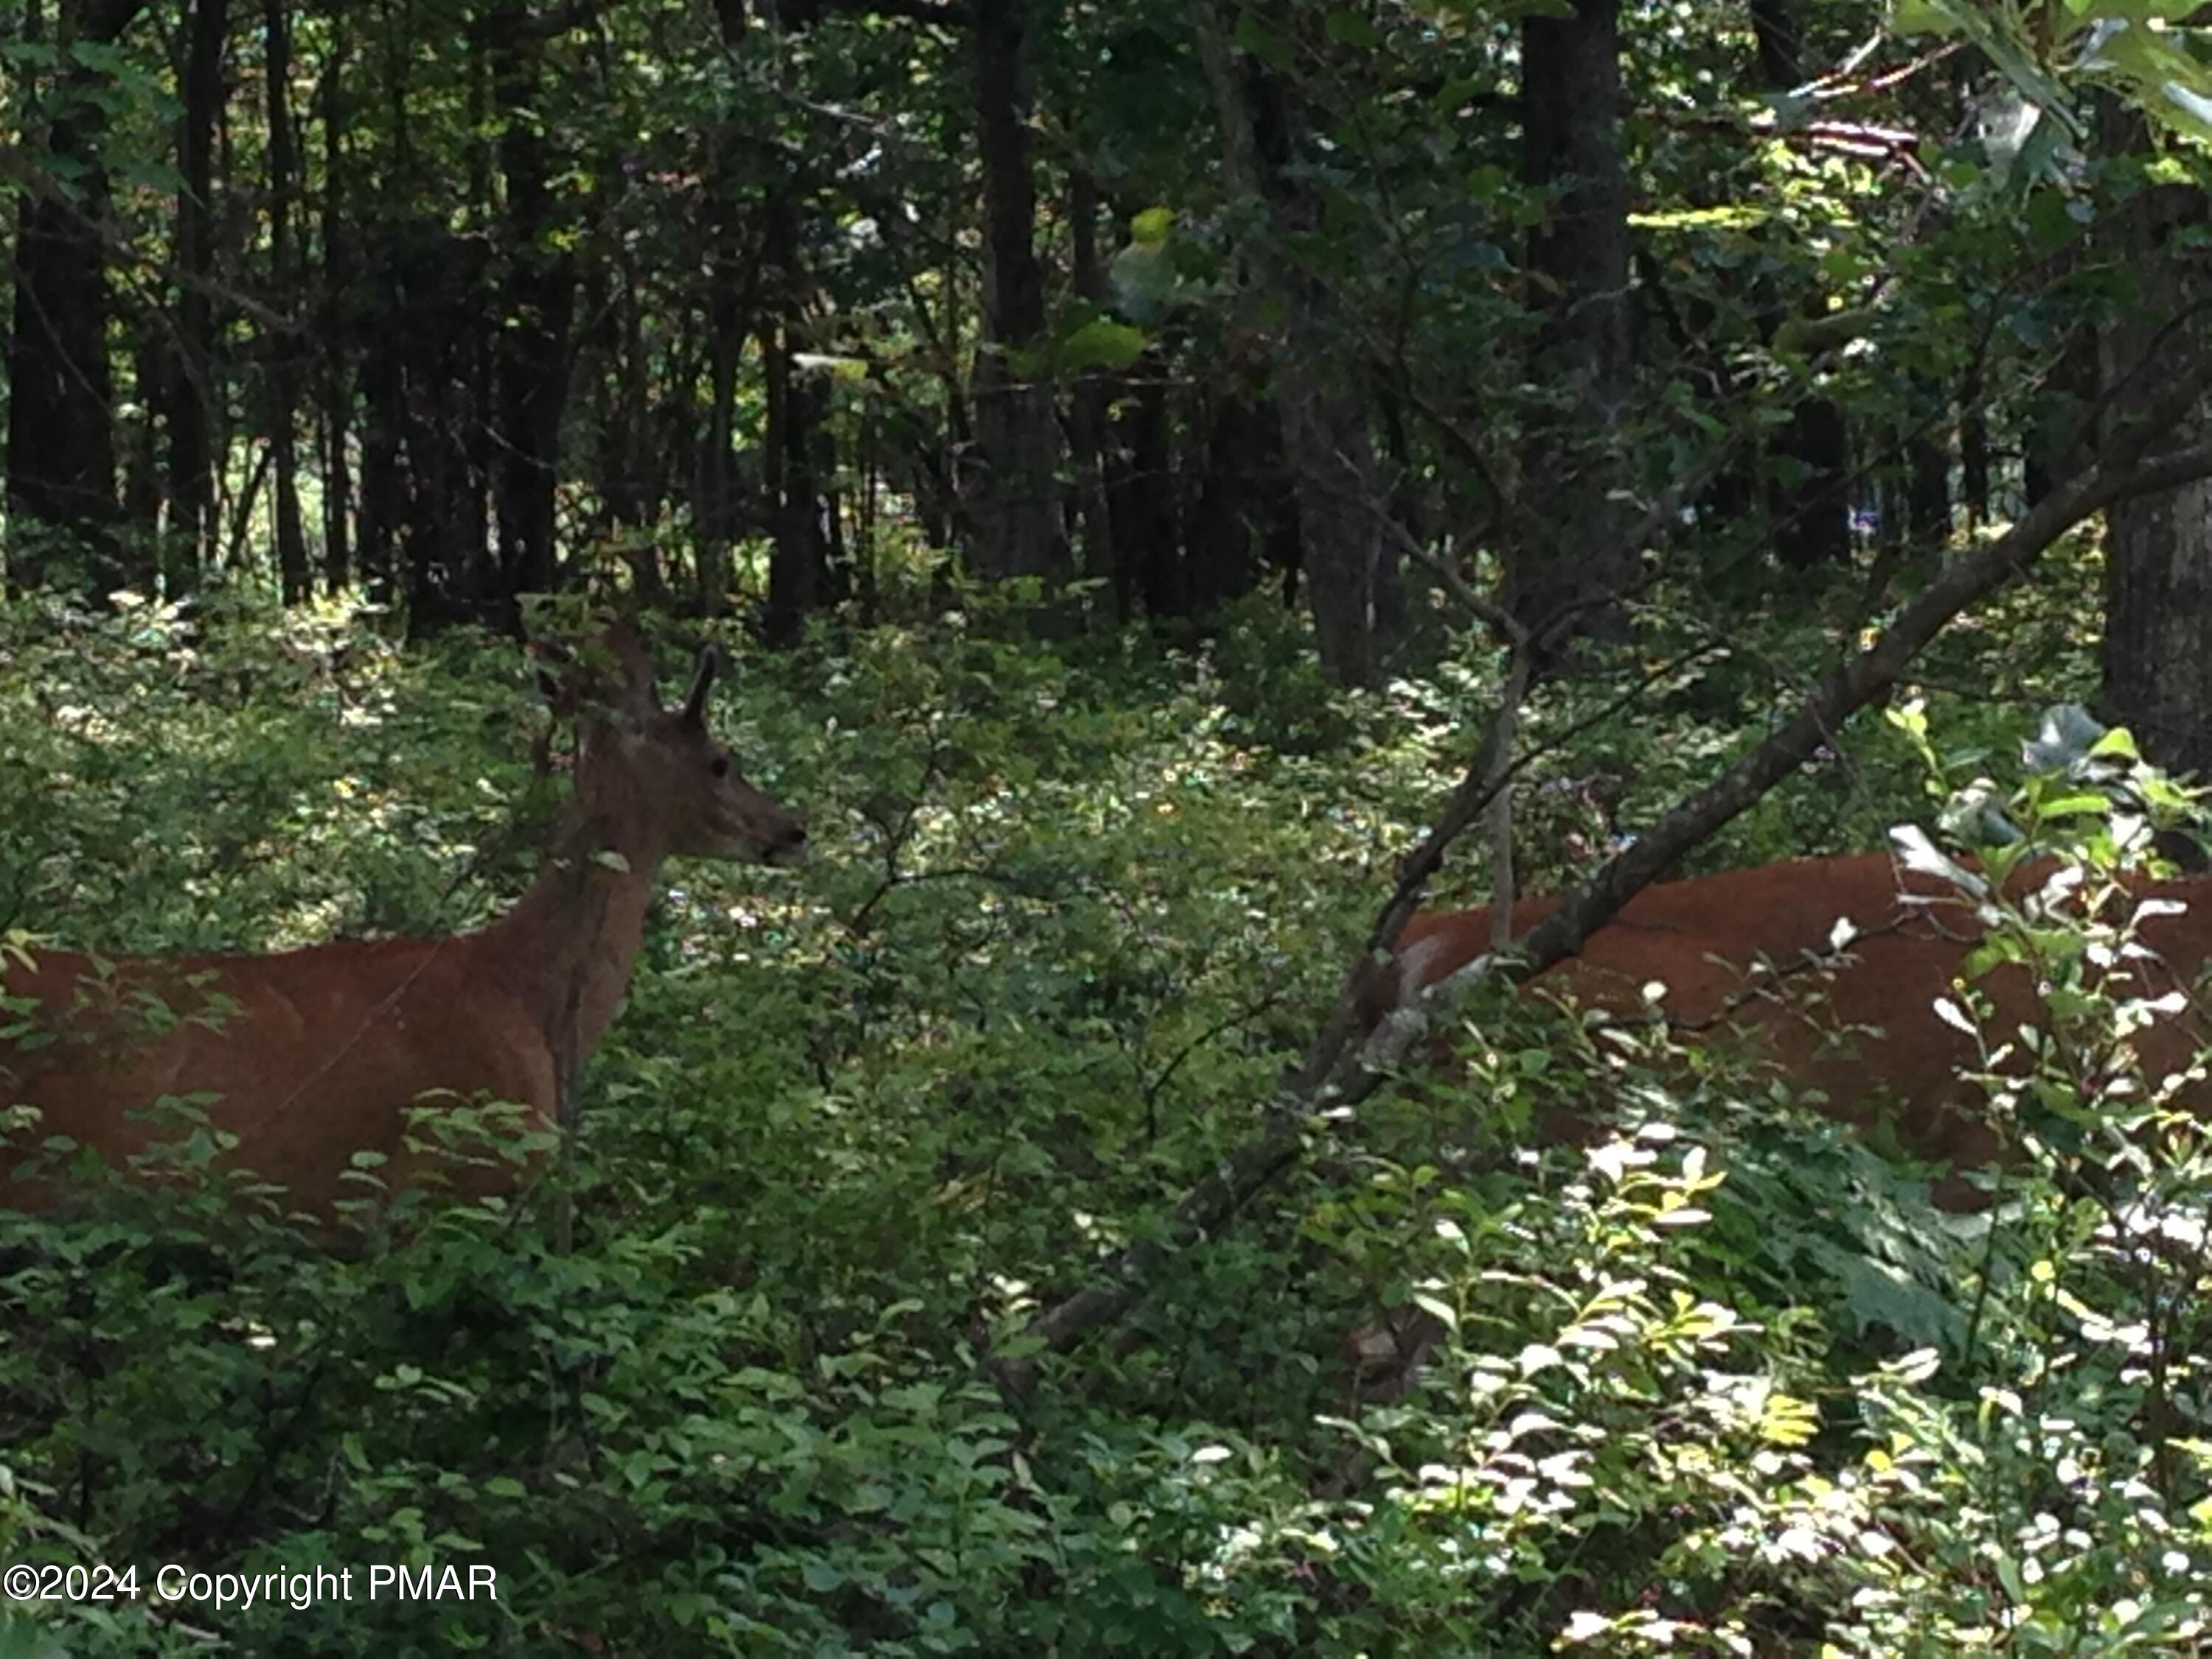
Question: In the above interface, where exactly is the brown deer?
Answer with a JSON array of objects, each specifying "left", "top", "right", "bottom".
[
  {"left": 1384, "top": 852, "right": 2212, "bottom": 1198},
  {"left": 1, "top": 627, "right": 804, "bottom": 1217}
]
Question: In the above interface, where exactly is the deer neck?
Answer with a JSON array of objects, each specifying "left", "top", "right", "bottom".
[{"left": 485, "top": 799, "right": 671, "bottom": 1077}]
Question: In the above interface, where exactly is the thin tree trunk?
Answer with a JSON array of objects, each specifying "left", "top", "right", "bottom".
[
  {"left": 318, "top": 14, "right": 352, "bottom": 594},
  {"left": 967, "top": 0, "right": 1068, "bottom": 611},
  {"left": 1067, "top": 170, "right": 1116, "bottom": 613},
  {"left": 1105, "top": 365, "right": 1178, "bottom": 621},
  {"left": 761, "top": 187, "right": 824, "bottom": 644},
  {"left": 165, "top": 0, "right": 227, "bottom": 591},
  {"left": 264, "top": 0, "right": 309, "bottom": 602}
]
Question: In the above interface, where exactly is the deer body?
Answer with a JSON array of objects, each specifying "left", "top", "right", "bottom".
[
  {"left": 1389, "top": 853, "right": 2212, "bottom": 1183},
  {"left": 1, "top": 633, "right": 804, "bottom": 1216}
]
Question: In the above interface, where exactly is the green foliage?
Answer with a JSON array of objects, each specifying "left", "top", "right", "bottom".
[
  {"left": 2, "top": 599, "right": 2208, "bottom": 1653},
  {"left": 1896, "top": 1, "right": 2212, "bottom": 145}
]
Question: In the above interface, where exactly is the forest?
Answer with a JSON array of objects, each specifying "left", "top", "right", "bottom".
[{"left": 4, "top": 0, "right": 2212, "bottom": 1651}]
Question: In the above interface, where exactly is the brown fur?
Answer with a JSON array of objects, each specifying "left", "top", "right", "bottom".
[
  {"left": 1, "top": 635, "right": 804, "bottom": 1217},
  {"left": 1388, "top": 853, "right": 2212, "bottom": 1189}
]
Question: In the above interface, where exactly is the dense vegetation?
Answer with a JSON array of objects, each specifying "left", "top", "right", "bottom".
[
  {"left": 6, "top": 0, "right": 2212, "bottom": 1649},
  {"left": 4, "top": 580, "right": 2208, "bottom": 1653}
]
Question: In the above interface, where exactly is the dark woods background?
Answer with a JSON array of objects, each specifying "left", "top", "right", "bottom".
[{"left": 3, "top": 0, "right": 2204, "bottom": 755}]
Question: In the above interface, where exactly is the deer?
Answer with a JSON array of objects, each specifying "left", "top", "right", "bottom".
[
  {"left": 1381, "top": 850, "right": 2212, "bottom": 1204},
  {"left": 0, "top": 627, "right": 806, "bottom": 1218},
  {"left": 1328, "top": 847, "right": 2212, "bottom": 1402}
]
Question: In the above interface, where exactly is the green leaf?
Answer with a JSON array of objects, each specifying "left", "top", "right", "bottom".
[
  {"left": 1055, "top": 318, "right": 1148, "bottom": 372},
  {"left": 1232, "top": 11, "right": 1293, "bottom": 71},
  {"left": 1325, "top": 10, "right": 1380, "bottom": 48},
  {"left": 1411, "top": 1292, "right": 1460, "bottom": 1333},
  {"left": 1893, "top": 0, "right": 1966, "bottom": 34}
]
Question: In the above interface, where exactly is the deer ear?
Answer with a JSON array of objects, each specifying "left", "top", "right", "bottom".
[{"left": 680, "top": 646, "right": 723, "bottom": 727}]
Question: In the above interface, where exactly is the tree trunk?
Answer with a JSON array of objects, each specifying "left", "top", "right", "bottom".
[
  {"left": 760, "top": 186, "right": 830, "bottom": 644},
  {"left": 392, "top": 221, "right": 495, "bottom": 633},
  {"left": 318, "top": 13, "right": 352, "bottom": 594},
  {"left": 1509, "top": 0, "right": 1635, "bottom": 642},
  {"left": 2099, "top": 179, "right": 2212, "bottom": 779},
  {"left": 1748, "top": 0, "right": 1802, "bottom": 91},
  {"left": 120, "top": 331, "right": 164, "bottom": 543},
  {"left": 486, "top": 0, "right": 575, "bottom": 606},
  {"left": 358, "top": 340, "right": 403, "bottom": 604},
  {"left": 1906, "top": 426, "right": 1950, "bottom": 548},
  {"left": 1771, "top": 394, "right": 1851, "bottom": 568},
  {"left": 1105, "top": 366, "right": 1179, "bottom": 622},
  {"left": 967, "top": 0, "right": 1068, "bottom": 608},
  {"left": 1066, "top": 171, "right": 1116, "bottom": 615},
  {"left": 264, "top": 0, "right": 309, "bottom": 602},
  {"left": 161, "top": 0, "right": 227, "bottom": 591},
  {"left": 1749, "top": 0, "right": 1850, "bottom": 569},
  {"left": 4, "top": 0, "right": 152, "bottom": 594},
  {"left": 1194, "top": 1, "right": 1404, "bottom": 685}
]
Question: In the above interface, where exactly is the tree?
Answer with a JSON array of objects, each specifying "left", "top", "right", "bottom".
[
  {"left": 964, "top": 0, "right": 1066, "bottom": 609},
  {"left": 1507, "top": 0, "right": 1635, "bottom": 646},
  {"left": 1195, "top": 0, "right": 1405, "bottom": 687},
  {"left": 2099, "top": 174, "right": 2212, "bottom": 781},
  {"left": 4, "top": 0, "right": 153, "bottom": 593}
]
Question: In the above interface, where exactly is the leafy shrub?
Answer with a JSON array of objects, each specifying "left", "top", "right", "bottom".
[{"left": 1, "top": 596, "right": 2205, "bottom": 1654}]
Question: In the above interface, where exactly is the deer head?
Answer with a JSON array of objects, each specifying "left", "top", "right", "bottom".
[{"left": 546, "top": 624, "right": 807, "bottom": 869}]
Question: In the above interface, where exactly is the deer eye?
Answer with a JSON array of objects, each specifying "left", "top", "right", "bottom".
[{"left": 710, "top": 756, "right": 731, "bottom": 779}]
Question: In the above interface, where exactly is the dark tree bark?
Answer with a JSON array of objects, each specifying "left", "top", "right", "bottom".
[
  {"left": 1749, "top": 0, "right": 1850, "bottom": 568},
  {"left": 694, "top": 0, "right": 757, "bottom": 616},
  {"left": 2025, "top": 327, "right": 2098, "bottom": 509},
  {"left": 121, "top": 331, "right": 164, "bottom": 543},
  {"left": 317, "top": 14, "right": 352, "bottom": 594},
  {"left": 1066, "top": 170, "right": 1116, "bottom": 612},
  {"left": 1195, "top": 1, "right": 1405, "bottom": 686},
  {"left": 485, "top": 0, "right": 576, "bottom": 605},
  {"left": 760, "top": 187, "right": 830, "bottom": 647},
  {"left": 264, "top": 0, "right": 310, "bottom": 603},
  {"left": 1189, "top": 390, "right": 1293, "bottom": 614},
  {"left": 163, "top": 0, "right": 228, "bottom": 591},
  {"left": 358, "top": 339, "right": 403, "bottom": 602},
  {"left": 389, "top": 220, "right": 495, "bottom": 633},
  {"left": 1104, "top": 366, "right": 1179, "bottom": 622},
  {"left": 1772, "top": 395, "right": 1851, "bottom": 567},
  {"left": 2099, "top": 179, "right": 2212, "bottom": 779},
  {"left": 1747, "top": 0, "right": 1801, "bottom": 91},
  {"left": 580, "top": 144, "right": 669, "bottom": 606},
  {"left": 4, "top": 0, "right": 153, "bottom": 594},
  {"left": 966, "top": 0, "right": 1068, "bottom": 604},
  {"left": 1907, "top": 428, "right": 1950, "bottom": 547},
  {"left": 1958, "top": 372, "right": 1991, "bottom": 528},
  {"left": 1509, "top": 0, "right": 1635, "bottom": 640}
]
